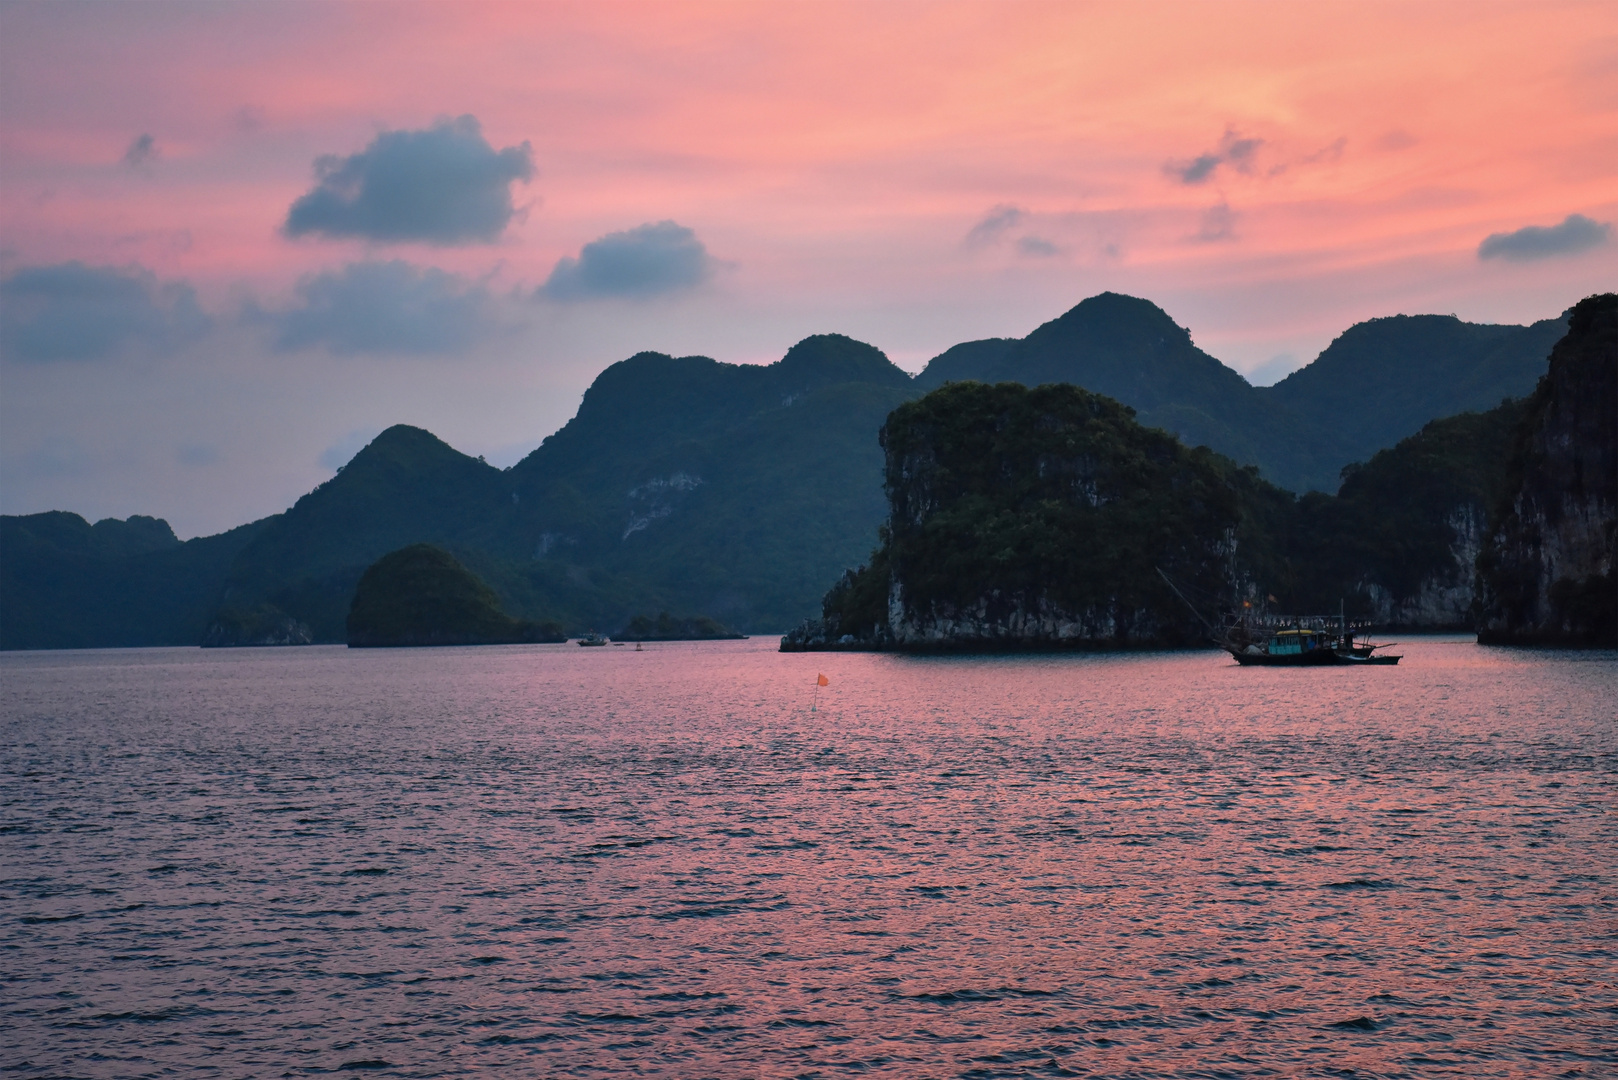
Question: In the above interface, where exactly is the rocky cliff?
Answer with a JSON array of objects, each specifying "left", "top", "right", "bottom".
[
  {"left": 1475, "top": 294, "right": 1616, "bottom": 645},
  {"left": 1359, "top": 503, "right": 1483, "bottom": 629},
  {"left": 784, "top": 381, "right": 1290, "bottom": 651},
  {"left": 783, "top": 372, "right": 1572, "bottom": 653},
  {"left": 1287, "top": 399, "right": 1528, "bottom": 631},
  {"left": 202, "top": 607, "right": 314, "bottom": 647}
]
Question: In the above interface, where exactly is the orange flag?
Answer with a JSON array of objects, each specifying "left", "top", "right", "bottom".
[{"left": 817, "top": 673, "right": 829, "bottom": 686}]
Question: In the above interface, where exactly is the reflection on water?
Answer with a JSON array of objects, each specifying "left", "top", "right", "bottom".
[{"left": 2, "top": 638, "right": 1614, "bottom": 1077}]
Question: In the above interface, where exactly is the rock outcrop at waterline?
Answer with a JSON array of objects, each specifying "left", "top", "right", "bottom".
[
  {"left": 202, "top": 607, "right": 314, "bottom": 647},
  {"left": 1475, "top": 294, "right": 1617, "bottom": 646},
  {"left": 614, "top": 611, "right": 744, "bottom": 641},
  {"left": 347, "top": 544, "right": 566, "bottom": 647}
]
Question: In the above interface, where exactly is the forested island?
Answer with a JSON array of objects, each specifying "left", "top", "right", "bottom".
[
  {"left": 783, "top": 293, "right": 1615, "bottom": 652},
  {"left": 615, "top": 612, "right": 744, "bottom": 641},
  {"left": 346, "top": 544, "right": 565, "bottom": 647}
]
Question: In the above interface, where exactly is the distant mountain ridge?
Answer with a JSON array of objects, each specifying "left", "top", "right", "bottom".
[
  {"left": 0, "top": 511, "right": 271, "bottom": 649},
  {"left": 915, "top": 292, "right": 1565, "bottom": 492},
  {"left": 1262, "top": 311, "right": 1568, "bottom": 471},
  {"left": 1, "top": 294, "right": 1571, "bottom": 648},
  {"left": 175, "top": 334, "right": 918, "bottom": 641}
]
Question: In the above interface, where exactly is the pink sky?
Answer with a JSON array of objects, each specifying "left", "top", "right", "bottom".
[{"left": 2, "top": 0, "right": 1614, "bottom": 535}]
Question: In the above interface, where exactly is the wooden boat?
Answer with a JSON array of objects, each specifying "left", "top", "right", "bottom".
[
  {"left": 1219, "top": 605, "right": 1401, "bottom": 666},
  {"left": 1228, "top": 626, "right": 1342, "bottom": 665},
  {"left": 1156, "top": 571, "right": 1401, "bottom": 666}
]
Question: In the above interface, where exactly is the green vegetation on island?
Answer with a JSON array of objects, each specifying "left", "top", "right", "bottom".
[
  {"left": 1262, "top": 310, "right": 1565, "bottom": 477},
  {"left": 786, "top": 380, "right": 1293, "bottom": 650},
  {"left": 614, "top": 612, "right": 745, "bottom": 641},
  {"left": 1278, "top": 399, "right": 1526, "bottom": 624},
  {"left": 785, "top": 293, "right": 1615, "bottom": 651},
  {"left": 913, "top": 292, "right": 1563, "bottom": 494},
  {"left": 346, "top": 544, "right": 565, "bottom": 647}
]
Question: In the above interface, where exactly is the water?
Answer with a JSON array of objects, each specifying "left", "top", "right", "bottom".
[{"left": 2, "top": 638, "right": 1614, "bottom": 1078}]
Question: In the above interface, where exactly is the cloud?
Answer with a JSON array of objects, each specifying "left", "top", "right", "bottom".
[
  {"left": 1016, "top": 235, "right": 1061, "bottom": 257},
  {"left": 1222, "top": 134, "right": 1262, "bottom": 171},
  {"left": 1477, "top": 214, "right": 1612, "bottom": 262},
  {"left": 1375, "top": 129, "right": 1417, "bottom": 152},
  {"left": 123, "top": 133, "right": 157, "bottom": 168},
  {"left": 263, "top": 260, "right": 498, "bottom": 356},
  {"left": 1193, "top": 202, "right": 1238, "bottom": 243},
  {"left": 232, "top": 105, "right": 265, "bottom": 133},
  {"left": 1174, "top": 153, "right": 1223, "bottom": 185},
  {"left": 176, "top": 444, "right": 220, "bottom": 467},
  {"left": 0, "top": 262, "right": 209, "bottom": 362},
  {"left": 1166, "top": 127, "right": 1263, "bottom": 185},
  {"left": 539, "top": 221, "right": 718, "bottom": 301},
  {"left": 964, "top": 204, "right": 1026, "bottom": 247},
  {"left": 1266, "top": 136, "right": 1348, "bottom": 178},
  {"left": 283, "top": 116, "right": 534, "bottom": 245},
  {"left": 17, "top": 436, "right": 93, "bottom": 478}
]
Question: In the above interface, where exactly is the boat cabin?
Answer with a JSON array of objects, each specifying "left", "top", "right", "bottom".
[{"left": 1268, "top": 628, "right": 1335, "bottom": 655}]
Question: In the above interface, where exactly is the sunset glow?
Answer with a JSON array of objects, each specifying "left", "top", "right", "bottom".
[
  {"left": 3, "top": 8, "right": 1615, "bottom": 1071},
  {"left": 2, "top": 0, "right": 1613, "bottom": 534}
]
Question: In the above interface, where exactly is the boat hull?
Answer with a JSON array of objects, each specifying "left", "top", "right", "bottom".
[
  {"left": 1227, "top": 649, "right": 1401, "bottom": 666},
  {"left": 1229, "top": 649, "right": 1341, "bottom": 666}
]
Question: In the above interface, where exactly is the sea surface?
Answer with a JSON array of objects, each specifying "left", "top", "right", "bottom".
[{"left": 2, "top": 637, "right": 1614, "bottom": 1078}]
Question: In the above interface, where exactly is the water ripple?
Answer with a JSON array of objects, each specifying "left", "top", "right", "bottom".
[{"left": 2, "top": 637, "right": 1614, "bottom": 1077}]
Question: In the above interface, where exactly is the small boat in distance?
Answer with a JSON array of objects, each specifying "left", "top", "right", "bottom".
[
  {"left": 1156, "top": 570, "right": 1401, "bottom": 666},
  {"left": 1219, "top": 604, "right": 1401, "bottom": 666},
  {"left": 577, "top": 631, "right": 609, "bottom": 647}
]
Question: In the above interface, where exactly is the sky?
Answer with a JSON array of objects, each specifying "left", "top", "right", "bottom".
[{"left": 1, "top": 0, "right": 1614, "bottom": 538}]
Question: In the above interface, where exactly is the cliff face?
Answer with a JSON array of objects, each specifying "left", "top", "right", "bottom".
[
  {"left": 1359, "top": 505, "right": 1482, "bottom": 629},
  {"left": 884, "top": 586, "right": 1186, "bottom": 649},
  {"left": 1286, "top": 399, "right": 1527, "bottom": 631},
  {"left": 1476, "top": 294, "right": 1617, "bottom": 645},
  {"left": 202, "top": 608, "right": 314, "bottom": 647}
]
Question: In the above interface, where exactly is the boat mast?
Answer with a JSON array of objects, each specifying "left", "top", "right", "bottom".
[{"left": 1156, "top": 567, "right": 1218, "bottom": 639}]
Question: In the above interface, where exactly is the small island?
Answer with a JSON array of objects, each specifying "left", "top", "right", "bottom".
[
  {"left": 614, "top": 611, "right": 745, "bottom": 641},
  {"left": 347, "top": 544, "right": 566, "bottom": 647},
  {"left": 783, "top": 379, "right": 1268, "bottom": 651}
]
